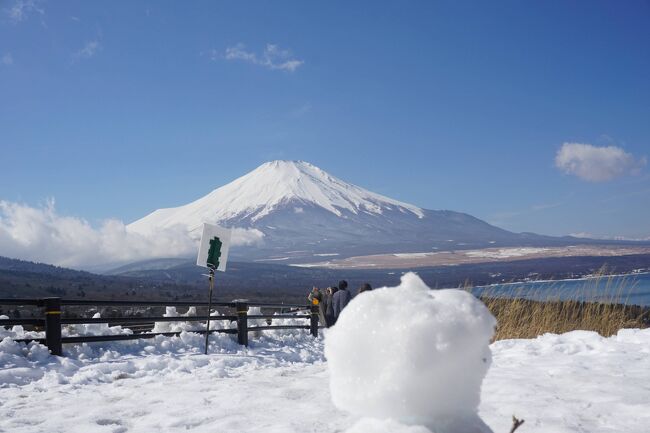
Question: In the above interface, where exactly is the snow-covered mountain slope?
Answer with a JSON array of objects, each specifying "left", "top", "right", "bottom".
[
  {"left": 129, "top": 160, "right": 424, "bottom": 234},
  {"left": 127, "top": 160, "right": 568, "bottom": 261}
]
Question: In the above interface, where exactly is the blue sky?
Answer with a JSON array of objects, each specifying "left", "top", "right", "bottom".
[{"left": 1, "top": 0, "right": 649, "bottom": 239}]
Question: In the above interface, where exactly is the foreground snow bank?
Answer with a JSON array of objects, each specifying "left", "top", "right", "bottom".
[
  {"left": 481, "top": 327, "right": 650, "bottom": 433},
  {"left": 326, "top": 272, "right": 496, "bottom": 433},
  {"left": 0, "top": 313, "right": 133, "bottom": 341},
  {"left": 0, "top": 321, "right": 321, "bottom": 387},
  {"left": 1, "top": 324, "right": 650, "bottom": 431}
]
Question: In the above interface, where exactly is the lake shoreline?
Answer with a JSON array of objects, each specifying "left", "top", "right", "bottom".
[{"left": 474, "top": 270, "right": 650, "bottom": 289}]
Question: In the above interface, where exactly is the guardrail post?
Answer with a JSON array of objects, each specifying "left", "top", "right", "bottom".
[
  {"left": 310, "top": 304, "right": 319, "bottom": 337},
  {"left": 43, "top": 297, "right": 62, "bottom": 356},
  {"left": 235, "top": 302, "right": 248, "bottom": 346}
]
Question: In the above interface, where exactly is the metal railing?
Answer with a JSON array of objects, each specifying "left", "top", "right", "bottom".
[{"left": 0, "top": 297, "right": 319, "bottom": 356}]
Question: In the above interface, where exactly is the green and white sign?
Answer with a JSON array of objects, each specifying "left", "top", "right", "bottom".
[{"left": 196, "top": 223, "right": 232, "bottom": 272}]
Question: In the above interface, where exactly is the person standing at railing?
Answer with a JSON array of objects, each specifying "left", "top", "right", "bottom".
[
  {"left": 324, "top": 286, "right": 337, "bottom": 327},
  {"left": 307, "top": 287, "right": 328, "bottom": 326},
  {"left": 357, "top": 283, "right": 372, "bottom": 294},
  {"left": 307, "top": 286, "right": 322, "bottom": 305},
  {"left": 332, "top": 280, "right": 351, "bottom": 323}
]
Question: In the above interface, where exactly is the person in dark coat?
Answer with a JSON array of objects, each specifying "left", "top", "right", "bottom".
[
  {"left": 324, "top": 286, "right": 337, "bottom": 327},
  {"left": 358, "top": 283, "right": 372, "bottom": 294},
  {"left": 307, "top": 287, "right": 327, "bottom": 325},
  {"left": 332, "top": 280, "right": 351, "bottom": 322}
]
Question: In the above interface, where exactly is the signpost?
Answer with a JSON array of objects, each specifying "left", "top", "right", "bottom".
[{"left": 196, "top": 223, "right": 232, "bottom": 354}]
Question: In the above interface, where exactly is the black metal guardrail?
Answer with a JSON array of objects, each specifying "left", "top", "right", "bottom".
[{"left": 0, "top": 297, "right": 319, "bottom": 356}]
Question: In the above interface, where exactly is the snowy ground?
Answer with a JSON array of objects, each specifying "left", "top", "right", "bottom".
[
  {"left": 293, "top": 245, "right": 650, "bottom": 269},
  {"left": 1, "top": 327, "right": 649, "bottom": 433}
]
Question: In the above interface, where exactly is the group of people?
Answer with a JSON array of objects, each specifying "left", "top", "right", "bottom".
[{"left": 307, "top": 280, "right": 373, "bottom": 327}]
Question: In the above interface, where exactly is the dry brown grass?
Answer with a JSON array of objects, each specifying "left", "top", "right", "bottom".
[{"left": 475, "top": 274, "right": 650, "bottom": 341}]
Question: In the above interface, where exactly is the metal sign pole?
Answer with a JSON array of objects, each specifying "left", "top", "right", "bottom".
[
  {"left": 197, "top": 223, "right": 232, "bottom": 355},
  {"left": 204, "top": 266, "right": 215, "bottom": 355}
]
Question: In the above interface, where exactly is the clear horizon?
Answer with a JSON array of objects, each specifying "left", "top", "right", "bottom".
[{"left": 1, "top": 1, "right": 649, "bottom": 245}]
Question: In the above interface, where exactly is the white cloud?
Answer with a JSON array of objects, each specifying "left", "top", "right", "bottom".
[
  {"left": 0, "top": 199, "right": 264, "bottom": 269},
  {"left": 223, "top": 43, "right": 303, "bottom": 72},
  {"left": 1, "top": 53, "right": 13, "bottom": 65},
  {"left": 73, "top": 40, "right": 100, "bottom": 60},
  {"left": 555, "top": 142, "right": 647, "bottom": 182},
  {"left": 6, "top": 0, "right": 44, "bottom": 23},
  {"left": 225, "top": 44, "right": 257, "bottom": 63},
  {"left": 230, "top": 227, "right": 266, "bottom": 246}
]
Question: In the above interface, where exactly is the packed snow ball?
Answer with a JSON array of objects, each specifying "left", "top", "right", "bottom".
[{"left": 325, "top": 272, "right": 496, "bottom": 433}]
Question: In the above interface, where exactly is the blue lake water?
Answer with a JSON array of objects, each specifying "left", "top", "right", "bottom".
[{"left": 472, "top": 273, "right": 650, "bottom": 306}]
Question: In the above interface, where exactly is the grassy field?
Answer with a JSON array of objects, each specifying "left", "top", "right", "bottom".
[{"left": 478, "top": 275, "right": 650, "bottom": 340}]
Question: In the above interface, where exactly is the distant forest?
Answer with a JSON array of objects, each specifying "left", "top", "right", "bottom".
[{"left": 1, "top": 254, "right": 649, "bottom": 309}]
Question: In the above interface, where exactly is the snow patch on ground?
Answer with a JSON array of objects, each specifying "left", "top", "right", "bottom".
[
  {"left": 392, "top": 252, "right": 434, "bottom": 258},
  {"left": 464, "top": 247, "right": 549, "bottom": 259},
  {"left": 480, "top": 328, "right": 650, "bottom": 433},
  {"left": 254, "top": 256, "right": 290, "bottom": 262},
  {"left": 289, "top": 262, "right": 333, "bottom": 268}
]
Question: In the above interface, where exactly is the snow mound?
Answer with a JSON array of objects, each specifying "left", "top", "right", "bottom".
[
  {"left": 63, "top": 312, "right": 133, "bottom": 337},
  {"left": 325, "top": 272, "right": 496, "bottom": 433},
  {"left": 0, "top": 321, "right": 323, "bottom": 387}
]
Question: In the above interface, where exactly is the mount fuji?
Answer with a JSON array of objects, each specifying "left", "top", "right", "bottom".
[{"left": 127, "top": 160, "right": 568, "bottom": 263}]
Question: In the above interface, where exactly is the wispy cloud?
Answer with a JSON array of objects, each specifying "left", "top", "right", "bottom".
[
  {"left": 72, "top": 40, "right": 100, "bottom": 61},
  {"left": 222, "top": 43, "right": 304, "bottom": 72},
  {"left": 1, "top": 53, "right": 13, "bottom": 66},
  {"left": 555, "top": 142, "right": 647, "bottom": 182},
  {"left": 0, "top": 199, "right": 264, "bottom": 269},
  {"left": 225, "top": 44, "right": 257, "bottom": 63},
  {"left": 6, "top": 0, "right": 44, "bottom": 23}
]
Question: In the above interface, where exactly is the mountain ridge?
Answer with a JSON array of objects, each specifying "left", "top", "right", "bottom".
[{"left": 125, "top": 160, "right": 608, "bottom": 262}]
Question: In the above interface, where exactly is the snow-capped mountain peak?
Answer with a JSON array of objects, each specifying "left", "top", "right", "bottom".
[
  {"left": 127, "top": 160, "right": 541, "bottom": 261},
  {"left": 128, "top": 160, "right": 424, "bottom": 235},
  {"left": 229, "top": 160, "right": 424, "bottom": 219}
]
